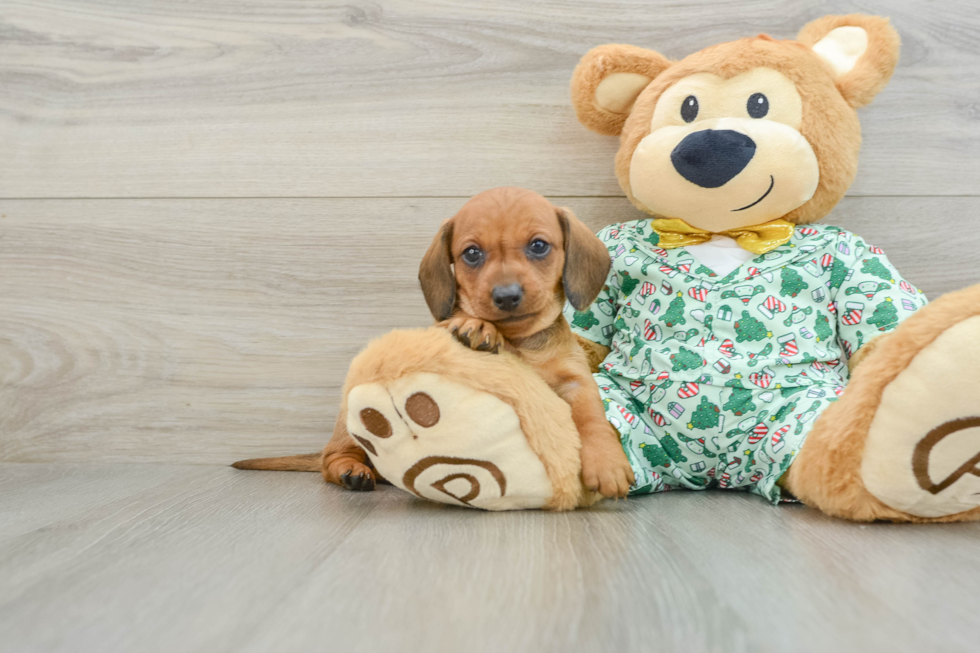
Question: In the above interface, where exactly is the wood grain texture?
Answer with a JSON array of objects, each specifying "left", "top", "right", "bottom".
[
  {"left": 1, "top": 0, "right": 978, "bottom": 198},
  {"left": 1, "top": 463, "right": 978, "bottom": 653},
  {"left": 1, "top": 197, "right": 978, "bottom": 464}
]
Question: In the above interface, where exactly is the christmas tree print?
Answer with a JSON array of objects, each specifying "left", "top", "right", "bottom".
[
  {"left": 688, "top": 396, "right": 721, "bottom": 430},
  {"left": 643, "top": 231, "right": 660, "bottom": 246},
  {"left": 659, "top": 292, "right": 687, "bottom": 327},
  {"left": 670, "top": 346, "right": 704, "bottom": 371},
  {"left": 621, "top": 271, "right": 640, "bottom": 296},
  {"left": 861, "top": 257, "right": 894, "bottom": 282},
  {"left": 719, "top": 269, "right": 741, "bottom": 285},
  {"left": 779, "top": 267, "right": 809, "bottom": 298},
  {"left": 575, "top": 221, "right": 930, "bottom": 505},
  {"left": 572, "top": 309, "right": 600, "bottom": 330},
  {"left": 661, "top": 434, "right": 688, "bottom": 462},
  {"left": 866, "top": 297, "right": 899, "bottom": 331},
  {"left": 813, "top": 313, "right": 832, "bottom": 342},
  {"left": 639, "top": 442, "right": 670, "bottom": 468},
  {"left": 734, "top": 311, "right": 771, "bottom": 342},
  {"left": 827, "top": 259, "right": 849, "bottom": 290},
  {"left": 724, "top": 378, "right": 757, "bottom": 416}
]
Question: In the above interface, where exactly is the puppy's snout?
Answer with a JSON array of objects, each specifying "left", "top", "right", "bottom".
[
  {"left": 491, "top": 284, "right": 524, "bottom": 312},
  {"left": 671, "top": 129, "right": 756, "bottom": 188}
]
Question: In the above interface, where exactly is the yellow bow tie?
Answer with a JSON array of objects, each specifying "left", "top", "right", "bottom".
[{"left": 651, "top": 218, "right": 796, "bottom": 255}]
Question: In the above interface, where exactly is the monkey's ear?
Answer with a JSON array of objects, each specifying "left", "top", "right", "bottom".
[
  {"left": 418, "top": 219, "right": 456, "bottom": 321},
  {"left": 570, "top": 44, "right": 672, "bottom": 136},
  {"left": 798, "top": 14, "right": 900, "bottom": 109},
  {"left": 557, "top": 207, "right": 611, "bottom": 311}
]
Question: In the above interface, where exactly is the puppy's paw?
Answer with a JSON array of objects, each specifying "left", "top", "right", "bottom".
[
  {"left": 440, "top": 316, "right": 504, "bottom": 354},
  {"left": 580, "top": 435, "right": 635, "bottom": 499},
  {"left": 325, "top": 458, "right": 376, "bottom": 491}
]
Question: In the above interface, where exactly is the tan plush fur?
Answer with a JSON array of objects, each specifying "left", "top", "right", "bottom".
[
  {"left": 571, "top": 16, "right": 900, "bottom": 226},
  {"left": 570, "top": 15, "right": 980, "bottom": 522},
  {"left": 575, "top": 334, "right": 611, "bottom": 373},
  {"left": 570, "top": 44, "right": 673, "bottom": 136},
  {"left": 787, "top": 284, "right": 980, "bottom": 523},
  {"left": 614, "top": 37, "right": 863, "bottom": 226},
  {"left": 796, "top": 14, "right": 901, "bottom": 109},
  {"left": 342, "top": 328, "right": 595, "bottom": 510}
]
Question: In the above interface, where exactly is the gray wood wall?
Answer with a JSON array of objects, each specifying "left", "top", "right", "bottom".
[{"left": 2, "top": 0, "right": 978, "bottom": 464}]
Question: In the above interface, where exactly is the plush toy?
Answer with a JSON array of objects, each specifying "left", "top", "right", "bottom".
[
  {"left": 334, "top": 328, "right": 596, "bottom": 510},
  {"left": 559, "top": 13, "right": 980, "bottom": 522},
  {"left": 240, "top": 14, "right": 980, "bottom": 521}
]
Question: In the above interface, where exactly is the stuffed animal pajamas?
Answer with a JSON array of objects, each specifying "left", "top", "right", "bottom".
[{"left": 566, "top": 220, "right": 927, "bottom": 503}]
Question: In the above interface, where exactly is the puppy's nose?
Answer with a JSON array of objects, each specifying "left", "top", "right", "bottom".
[
  {"left": 492, "top": 284, "right": 524, "bottom": 312},
  {"left": 671, "top": 129, "right": 756, "bottom": 188}
]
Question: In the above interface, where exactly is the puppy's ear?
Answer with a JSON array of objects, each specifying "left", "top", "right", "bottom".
[
  {"left": 797, "top": 14, "right": 900, "bottom": 108},
  {"left": 558, "top": 207, "right": 611, "bottom": 311},
  {"left": 418, "top": 219, "right": 456, "bottom": 321},
  {"left": 570, "top": 44, "right": 672, "bottom": 136}
]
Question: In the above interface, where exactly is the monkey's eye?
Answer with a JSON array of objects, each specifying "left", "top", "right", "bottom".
[
  {"left": 526, "top": 239, "right": 551, "bottom": 259},
  {"left": 681, "top": 95, "right": 698, "bottom": 123},
  {"left": 747, "top": 93, "right": 769, "bottom": 118},
  {"left": 460, "top": 246, "right": 484, "bottom": 266}
]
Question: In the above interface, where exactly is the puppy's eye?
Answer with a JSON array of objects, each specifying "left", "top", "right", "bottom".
[
  {"left": 747, "top": 93, "right": 769, "bottom": 118},
  {"left": 460, "top": 246, "right": 483, "bottom": 266},
  {"left": 526, "top": 239, "right": 551, "bottom": 259},
  {"left": 681, "top": 95, "right": 698, "bottom": 123}
]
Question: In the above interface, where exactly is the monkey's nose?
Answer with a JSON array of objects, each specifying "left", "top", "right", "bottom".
[
  {"left": 492, "top": 284, "right": 524, "bottom": 311},
  {"left": 671, "top": 129, "right": 756, "bottom": 188}
]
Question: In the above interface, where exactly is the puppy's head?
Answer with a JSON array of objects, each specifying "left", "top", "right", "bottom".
[{"left": 419, "top": 187, "right": 610, "bottom": 338}]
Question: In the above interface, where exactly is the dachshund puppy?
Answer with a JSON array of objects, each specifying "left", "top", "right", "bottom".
[
  {"left": 417, "top": 187, "right": 635, "bottom": 498},
  {"left": 234, "top": 188, "right": 635, "bottom": 499}
]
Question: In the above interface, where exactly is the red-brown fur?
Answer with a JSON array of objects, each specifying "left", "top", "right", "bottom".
[{"left": 235, "top": 188, "right": 634, "bottom": 499}]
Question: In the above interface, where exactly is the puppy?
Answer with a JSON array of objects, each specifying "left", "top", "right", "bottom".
[{"left": 234, "top": 187, "right": 635, "bottom": 499}]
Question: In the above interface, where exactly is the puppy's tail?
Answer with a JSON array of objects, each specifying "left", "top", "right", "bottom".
[{"left": 231, "top": 452, "right": 322, "bottom": 472}]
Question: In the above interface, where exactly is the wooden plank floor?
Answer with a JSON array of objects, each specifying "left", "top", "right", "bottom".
[{"left": 1, "top": 463, "right": 978, "bottom": 653}]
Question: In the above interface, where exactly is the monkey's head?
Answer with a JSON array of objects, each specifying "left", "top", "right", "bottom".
[{"left": 571, "top": 14, "right": 900, "bottom": 231}]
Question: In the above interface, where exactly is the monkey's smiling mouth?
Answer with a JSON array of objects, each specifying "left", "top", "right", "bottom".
[{"left": 732, "top": 175, "right": 775, "bottom": 212}]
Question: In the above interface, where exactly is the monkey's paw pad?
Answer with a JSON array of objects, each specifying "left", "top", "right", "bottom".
[
  {"left": 346, "top": 373, "right": 554, "bottom": 510},
  {"left": 862, "top": 316, "right": 980, "bottom": 518}
]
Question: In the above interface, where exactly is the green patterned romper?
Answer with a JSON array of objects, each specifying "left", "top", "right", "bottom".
[{"left": 565, "top": 221, "right": 927, "bottom": 503}]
